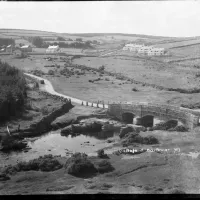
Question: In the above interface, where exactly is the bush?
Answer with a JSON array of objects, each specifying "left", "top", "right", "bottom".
[
  {"left": 48, "top": 70, "right": 55, "bottom": 75},
  {"left": 0, "top": 136, "right": 27, "bottom": 151},
  {"left": 153, "top": 120, "right": 178, "bottom": 131},
  {"left": 97, "top": 149, "right": 108, "bottom": 158},
  {"left": 57, "top": 36, "right": 66, "bottom": 41},
  {"left": 99, "top": 65, "right": 105, "bottom": 71},
  {"left": 122, "top": 133, "right": 159, "bottom": 147},
  {"left": 2, "top": 154, "right": 63, "bottom": 175},
  {"left": 64, "top": 153, "right": 97, "bottom": 176},
  {"left": 195, "top": 73, "right": 200, "bottom": 78},
  {"left": 168, "top": 125, "right": 188, "bottom": 132},
  {"left": 96, "top": 160, "right": 114, "bottom": 173},
  {"left": 132, "top": 87, "right": 138, "bottom": 92}
]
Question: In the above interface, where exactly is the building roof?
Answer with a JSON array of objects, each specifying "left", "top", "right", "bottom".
[
  {"left": 47, "top": 45, "right": 59, "bottom": 49},
  {"left": 21, "top": 45, "right": 31, "bottom": 48}
]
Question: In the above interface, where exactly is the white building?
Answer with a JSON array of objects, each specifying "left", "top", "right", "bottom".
[
  {"left": 46, "top": 45, "right": 60, "bottom": 53},
  {"left": 148, "top": 48, "right": 165, "bottom": 56},
  {"left": 138, "top": 46, "right": 153, "bottom": 54},
  {"left": 123, "top": 44, "right": 144, "bottom": 52}
]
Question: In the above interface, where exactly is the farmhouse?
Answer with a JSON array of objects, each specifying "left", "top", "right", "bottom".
[
  {"left": 46, "top": 45, "right": 60, "bottom": 53},
  {"left": 6, "top": 45, "right": 14, "bottom": 53},
  {"left": 20, "top": 45, "right": 32, "bottom": 52}
]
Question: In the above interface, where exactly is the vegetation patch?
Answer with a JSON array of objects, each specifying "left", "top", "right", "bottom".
[
  {"left": 0, "top": 61, "right": 27, "bottom": 122},
  {"left": 152, "top": 120, "right": 178, "bottom": 131},
  {"left": 97, "top": 149, "right": 109, "bottom": 159},
  {"left": 0, "top": 136, "right": 27, "bottom": 152},
  {"left": 168, "top": 125, "right": 189, "bottom": 132},
  {"left": 64, "top": 153, "right": 97, "bottom": 177},
  {"left": 96, "top": 160, "right": 114, "bottom": 174},
  {"left": 122, "top": 132, "right": 159, "bottom": 147},
  {"left": 1, "top": 154, "right": 63, "bottom": 175}
]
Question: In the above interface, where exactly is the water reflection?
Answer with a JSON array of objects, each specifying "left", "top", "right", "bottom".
[
  {"left": 69, "top": 131, "right": 115, "bottom": 140},
  {"left": 0, "top": 130, "right": 117, "bottom": 166}
]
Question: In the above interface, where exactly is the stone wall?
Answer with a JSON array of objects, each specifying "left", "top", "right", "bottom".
[
  {"left": 107, "top": 102, "right": 199, "bottom": 130},
  {"left": 20, "top": 101, "right": 73, "bottom": 137}
]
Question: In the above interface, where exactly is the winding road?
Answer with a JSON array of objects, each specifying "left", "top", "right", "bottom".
[
  {"left": 24, "top": 73, "right": 108, "bottom": 109},
  {"left": 24, "top": 73, "right": 200, "bottom": 120}
]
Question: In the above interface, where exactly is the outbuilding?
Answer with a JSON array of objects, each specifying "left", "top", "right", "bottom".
[
  {"left": 46, "top": 45, "right": 60, "bottom": 53},
  {"left": 6, "top": 45, "right": 14, "bottom": 53},
  {"left": 20, "top": 45, "right": 32, "bottom": 52}
]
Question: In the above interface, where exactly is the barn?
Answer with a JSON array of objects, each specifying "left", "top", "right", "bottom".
[
  {"left": 6, "top": 45, "right": 14, "bottom": 53},
  {"left": 20, "top": 45, "right": 32, "bottom": 52},
  {"left": 46, "top": 45, "right": 60, "bottom": 53}
]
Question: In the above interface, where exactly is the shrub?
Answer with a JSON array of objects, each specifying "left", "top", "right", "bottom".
[
  {"left": 132, "top": 87, "right": 138, "bottom": 92},
  {"left": 96, "top": 160, "right": 114, "bottom": 174},
  {"left": 38, "top": 158, "right": 62, "bottom": 172},
  {"left": 168, "top": 125, "right": 188, "bottom": 132},
  {"left": 153, "top": 120, "right": 178, "bottom": 131},
  {"left": 2, "top": 154, "right": 63, "bottom": 174},
  {"left": 195, "top": 73, "right": 200, "bottom": 78},
  {"left": 0, "top": 136, "right": 27, "bottom": 151},
  {"left": 0, "top": 173, "right": 10, "bottom": 181},
  {"left": 122, "top": 133, "right": 159, "bottom": 147},
  {"left": 97, "top": 149, "right": 108, "bottom": 158},
  {"left": 99, "top": 65, "right": 105, "bottom": 71},
  {"left": 48, "top": 70, "right": 55, "bottom": 75},
  {"left": 167, "top": 188, "right": 186, "bottom": 194},
  {"left": 65, "top": 153, "right": 97, "bottom": 176}
]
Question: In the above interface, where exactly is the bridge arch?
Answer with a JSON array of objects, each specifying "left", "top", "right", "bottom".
[
  {"left": 141, "top": 115, "right": 154, "bottom": 127},
  {"left": 122, "top": 112, "right": 135, "bottom": 124}
]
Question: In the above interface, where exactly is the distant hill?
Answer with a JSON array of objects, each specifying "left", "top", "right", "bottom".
[{"left": 0, "top": 28, "right": 195, "bottom": 39}]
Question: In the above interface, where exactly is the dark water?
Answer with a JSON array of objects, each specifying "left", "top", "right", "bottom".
[
  {"left": 0, "top": 117, "right": 183, "bottom": 167},
  {"left": 0, "top": 130, "right": 118, "bottom": 167}
]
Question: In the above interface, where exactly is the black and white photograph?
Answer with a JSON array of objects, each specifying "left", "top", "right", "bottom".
[{"left": 0, "top": 0, "right": 200, "bottom": 195}]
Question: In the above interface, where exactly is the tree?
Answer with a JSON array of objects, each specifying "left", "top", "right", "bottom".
[
  {"left": 99, "top": 65, "right": 105, "bottom": 71},
  {"left": 76, "top": 38, "right": 83, "bottom": 42},
  {"left": 32, "top": 36, "right": 43, "bottom": 48},
  {"left": 57, "top": 36, "right": 66, "bottom": 41}
]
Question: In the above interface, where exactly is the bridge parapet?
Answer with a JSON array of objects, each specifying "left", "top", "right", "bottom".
[{"left": 107, "top": 102, "right": 199, "bottom": 130}]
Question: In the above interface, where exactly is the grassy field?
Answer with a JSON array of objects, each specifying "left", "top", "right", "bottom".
[
  {"left": 1, "top": 54, "right": 200, "bottom": 108},
  {"left": 73, "top": 56, "right": 200, "bottom": 89}
]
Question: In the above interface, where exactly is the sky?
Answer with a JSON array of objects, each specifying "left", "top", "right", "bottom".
[{"left": 0, "top": 1, "right": 200, "bottom": 37}]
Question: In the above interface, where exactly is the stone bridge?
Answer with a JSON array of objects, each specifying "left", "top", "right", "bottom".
[{"left": 107, "top": 102, "right": 199, "bottom": 129}]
